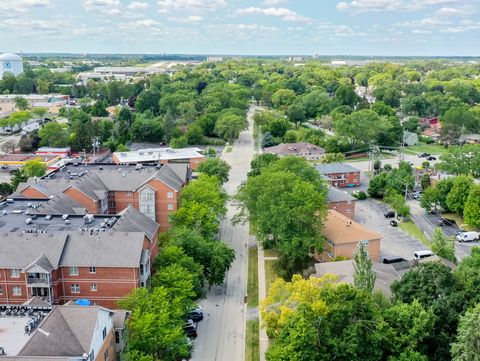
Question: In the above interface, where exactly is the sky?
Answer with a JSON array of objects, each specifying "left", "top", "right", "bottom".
[{"left": 0, "top": 0, "right": 479, "bottom": 56}]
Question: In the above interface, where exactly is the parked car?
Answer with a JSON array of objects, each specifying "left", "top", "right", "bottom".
[
  {"left": 412, "top": 191, "right": 422, "bottom": 200},
  {"left": 383, "top": 256, "right": 407, "bottom": 264},
  {"left": 390, "top": 220, "right": 398, "bottom": 227},
  {"left": 418, "top": 153, "right": 431, "bottom": 158},
  {"left": 427, "top": 156, "right": 437, "bottom": 161},
  {"left": 456, "top": 231, "right": 480, "bottom": 242},
  {"left": 384, "top": 211, "right": 395, "bottom": 218},
  {"left": 438, "top": 218, "right": 456, "bottom": 227},
  {"left": 414, "top": 250, "right": 433, "bottom": 260},
  {"left": 187, "top": 309, "right": 204, "bottom": 322}
]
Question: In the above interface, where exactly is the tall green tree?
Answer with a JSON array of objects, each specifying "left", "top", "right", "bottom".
[
  {"left": 353, "top": 242, "right": 376, "bottom": 293},
  {"left": 464, "top": 185, "right": 480, "bottom": 228},
  {"left": 451, "top": 303, "right": 480, "bottom": 361},
  {"left": 196, "top": 158, "right": 231, "bottom": 185},
  {"left": 446, "top": 175, "right": 474, "bottom": 216},
  {"left": 431, "top": 228, "right": 456, "bottom": 263}
]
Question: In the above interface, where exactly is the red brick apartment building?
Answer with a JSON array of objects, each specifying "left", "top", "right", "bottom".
[
  {"left": 327, "top": 186, "right": 356, "bottom": 220},
  {"left": 0, "top": 231, "right": 151, "bottom": 309},
  {"left": 14, "top": 163, "right": 188, "bottom": 231},
  {"left": 316, "top": 163, "right": 361, "bottom": 188}
]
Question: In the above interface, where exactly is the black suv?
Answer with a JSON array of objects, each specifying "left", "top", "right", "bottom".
[
  {"left": 438, "top": 218, "right": 456, "bottom": 227},
  {"left": 384, "top": 211, "right": 395, "bottom": 218}
]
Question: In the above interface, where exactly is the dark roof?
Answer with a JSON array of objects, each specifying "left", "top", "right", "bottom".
[
  {"left": 32, "top": 194, "right": 87, "bottom": 215},
  {"left": 327, "top": 186, "right": 356, "bottom": 203},
  {"left": 19, "top": 305, "right": 113, "bottom": 358},
  {"left": 153, "top": 164, "right": 186, "bottom": 191},
  {"left": 113, "top": 205, "right": 159, "bottom": 241},
  {"left": 316, "top": 163, "right": 360, "bottom": 174}
]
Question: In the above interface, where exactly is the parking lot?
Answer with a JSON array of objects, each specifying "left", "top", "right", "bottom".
[{"left": 355, "top": 199, "right": 427, "bottom": 261}]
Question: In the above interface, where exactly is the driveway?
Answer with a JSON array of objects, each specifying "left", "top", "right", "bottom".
[{"left": 191, "top": 106, "right": 256, "bottom": 361}]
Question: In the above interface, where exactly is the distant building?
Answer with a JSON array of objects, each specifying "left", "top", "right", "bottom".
[
  {"left": 327, "top": 186, "right": 356, "bottom": 220},
  {"left": 264, "top": 142, "right": 326, "bottom": 160},
  {"left": 315, "top": 210, "right": 381, "bottom": 262},
  {"left": 112, "top": 147, "right": 205, "bottom": 170},
  {"left": 0, "top": 154, "right": 62, "bottom": 168},
  {"left": 207, "top": 56, "right": 224, "bottom": 62},
  {"left": 403, "top": 131, "right": 419, "bottom": 146},
  {"left": 460, "top": 134, "right": 480, "bottom": 144},
  {"left": 0, "top": 53, "right": 23, "bottom": 78},
  {"left": 316, "top": 163, "right": 361, "bottom": 188}
]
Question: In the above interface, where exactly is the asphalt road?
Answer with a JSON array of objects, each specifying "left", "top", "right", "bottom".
[{"left": 191, "top": 106, "right": 256, "bottom": 361}]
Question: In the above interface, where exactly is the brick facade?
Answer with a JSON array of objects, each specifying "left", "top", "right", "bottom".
[
  {"left": 0, "top": 266, "right": 141, "bottom": 309},
  {"left": 328, "top": 199, "right": 356, "bottom": 220},
  {"left": 326, "top": 171, "right": 360, "bottom": 188}
]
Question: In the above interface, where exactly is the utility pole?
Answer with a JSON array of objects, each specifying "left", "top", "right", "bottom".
[{"left": 405, "top": 182, "right": 409, "bottom": 203}]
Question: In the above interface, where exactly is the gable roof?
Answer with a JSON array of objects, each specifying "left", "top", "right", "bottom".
[
  {"left": 113, "top": 205, "right": 160, "bottom": 242},
  {"left": 323, "top": 210, "right": 380, "bottom": 244},
  {"left": 19, "top": 305, "right": 112, "bottom": 358},
  {"left": 60, "top": 232, "right": 145, "bottom": 267},
  {"left": 0, "top": 233, "right": 67, "bottom": 269},
  {"left": 32, "top": 193, "right": 87, "bottom": 215},
  {"left": 153, "top": 164, "right": 186, "bottom": 191},
  {"left": 327, "top": 186, "right": 356, "bottom": 203},
  {"left": 316, "top": 163, "right": 360, "bottom": 175},
  {"left": 24, "top": 254, "right": 54, "bottom": 273}
]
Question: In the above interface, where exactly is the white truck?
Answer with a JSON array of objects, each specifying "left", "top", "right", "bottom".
[{"left": 456, "top": 231, "right": 480, "bottom": 242}]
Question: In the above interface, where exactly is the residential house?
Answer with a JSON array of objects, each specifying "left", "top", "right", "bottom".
[
  {"left": 313, "top": 260, "right": 400, "bottom": 296},
  {"left": 460, "top": 134, "right": 480, "bottom": 144},
  {"left": 316, "top": 163, "right": 361, "bottom": 188},
  {"left": 403, "top": 131, "right": 419, "bottom": 146},
  {"left": 315, "top": 210, "right": 381, "bottom": 262},
  {"left": 264, "top": 142, "right": 326, "bottom": 161},
  {"left": 1, "top": 304, "right": 128, "bottom": 361},
  {"left": 327, "top": 186, "right": 356, "bottom": 220}
]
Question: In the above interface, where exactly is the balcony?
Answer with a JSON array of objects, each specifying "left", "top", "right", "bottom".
[{"left": 26, "top": 276, "right": 51, "bottom": 287}]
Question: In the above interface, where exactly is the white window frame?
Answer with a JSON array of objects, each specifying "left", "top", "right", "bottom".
[
  {"left": 71, "top": 284, "right": 80, "bottom": 293},
  {"left": 90, "top": 284, "right": 97, "bottom": 292},
  {"left": 11, "top": 269, "right": 20, "bottom": 278},
  {"left": 69, "top": 266, "right": 79, "bottom": 276},
  {"left": 89, "top": 266, "right": 96, "bottom": 274},
  {"left": 12, "top": 286, "right": 22, "bottom": 296},
  {"left": 167, "top": 203, "right": 174, "bottom": 211},
  {"left": 167, "top": 191, "right": 174, "bottom": 199}
]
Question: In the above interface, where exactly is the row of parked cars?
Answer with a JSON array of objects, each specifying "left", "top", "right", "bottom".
[{"left": 181, "top": 306, "right": 204, "bottom": 360}]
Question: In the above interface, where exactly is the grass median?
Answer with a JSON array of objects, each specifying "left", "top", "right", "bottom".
[
  {"left": 245, "top": 320, "right": 260, "bottom": 361},
  {"left": 247, "top": 246, "right": 259, "bottom": 308},
  {"left": 399, "top": 221, "right": 431, "bottom": 247}
]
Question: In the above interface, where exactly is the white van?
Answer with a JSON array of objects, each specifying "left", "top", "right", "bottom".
[
  {"left": 456, "top": 231, "right": 479, "bottom": 243},
  {"left": 414, "top": 250, "right": 433, "bottom": 260}
]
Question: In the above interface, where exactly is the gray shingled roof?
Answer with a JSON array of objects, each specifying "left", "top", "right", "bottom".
[
  {"left": 19, "top": 305, "right": 112, "bottom": 358},
  {"left": 113, "top": 205, "right": 159, "bottom": 242},
  {"left": 32, "top": 194, "right": 87, "bottom": 215},
  {"left": 60, "top": 232, "right": 145, "bottom": 267},
  {"left": 327, "top": 186, "right": 356, "bottom": 203},
  {"left": 315, "top": 163, "right": 360, "bottom": 175},
  {"left": 0, "top": 233, "right": 67, "bottom": 269},
  {"left": 154, "top": 164, "right": 185, "bottom": 191},
  {"left": 97, "top": 169, "right": 153, "bottom": 191}
]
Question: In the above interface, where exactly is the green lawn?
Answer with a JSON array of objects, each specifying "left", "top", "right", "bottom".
[
  {"left": 245, "top": 320, "right": 260, "bottom": 361},
  {"left": 442, "top": 213, "right": 477, "bottom": 231},
  {"left": 399, "top": 221, "right": 431, "bottom": 246},
  {"left": 264, "top": 259, "right": 279, "bottom": 294},
  {"left": 247, "top": 246, "right": 259, "bottom": 308},
  {"left": 406, "top": 143, "right": 448, "bottom": 156},
  {"left": 263, "top": 249, "right": 279, "bottom": 258}
]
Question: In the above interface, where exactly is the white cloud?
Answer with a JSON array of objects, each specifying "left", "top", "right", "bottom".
[
  {"left": 1, "top": 0, "right": 51, "bottom": 12},
  {"left": 435, "top": 6, "right": 475, "bottom": 17},
  {"left": 127, "top": 1, "right": 150, "bottom": 10},
  {"left": 157, "top": 0, "right": 226, "bottom": 13},
  {"left": 169, "top": 15, "right": 204, "bottom": 22},
  {"left": 262, "top": 0, "right": 288, "bottom": 4},
  {"left": 336, "top": 0, "right": 470, "bottom": 13},
  {"left": 236, "top": 7, "right": 311, "bottom": 22}
]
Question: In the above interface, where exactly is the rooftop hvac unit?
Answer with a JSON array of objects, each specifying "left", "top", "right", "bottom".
[{"left": 62, "top": 214, "right": 69, "bottom": 220}]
